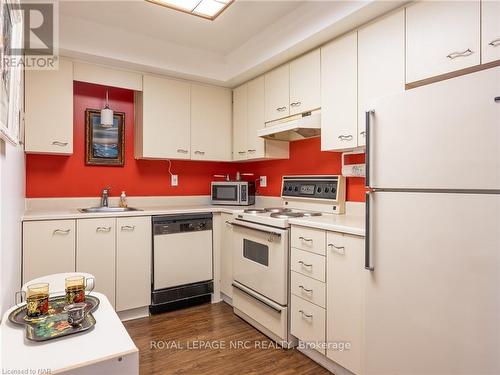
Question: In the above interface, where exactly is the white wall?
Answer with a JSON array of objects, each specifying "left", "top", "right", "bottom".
[{"left": 0, "top": 140, "right": 25, "bottom": 316}]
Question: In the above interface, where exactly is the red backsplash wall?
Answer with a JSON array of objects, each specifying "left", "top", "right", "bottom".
[{"left": 26, "top": 82, "right": 365, "bottom": 201}]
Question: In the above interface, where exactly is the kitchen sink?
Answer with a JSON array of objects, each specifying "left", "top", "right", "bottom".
[{"left": 78, "top": 207, "right": 142, "bottom": 213}]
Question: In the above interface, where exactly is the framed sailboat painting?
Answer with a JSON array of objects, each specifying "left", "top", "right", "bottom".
[{"left": 85, "top": 109, "right": 125, "bottom": 166}]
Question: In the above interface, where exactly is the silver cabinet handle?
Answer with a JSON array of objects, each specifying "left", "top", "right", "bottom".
[
  {"left": 194, "top": 150, "right": 205, "bottom": 155},
  {"left": 52, "top": 141, "right": 68, "bottom": 146},
  {"left": 328, "top": 243, "right": 345, "bottom": 255},
  {"left": 298, "top": 285, "right": 313, "bottom": 293},
  {"left": 290, "top": 101, "right": 301, "bottom": 107},
  {"left": 298, "top": 260, "right": 312, "bottom": 268},
  {"left": 224, "top": 220, "right": 233, "bottom": 227},
  {"left": 53, "top": 229, "right": 70, "bottom": 235},
  {"left": 446, "top": 48, "right": 473, "bottom": 59},
  {"left": 238, "top": 151, "right": 246, "bottom": 154},
  {"left": 276, "top": 106, "right": 287, "bottom": 112},
  {"left": 247, "top": 149, "right": 256, "bottom": 152},
  {"left": 299, "top": 236, "right": 313, "bottom": 243},
  {"left": 121, "top": 225, "right": 135, "bottom": 231},
  {"left": 360, "top": 131, "right": 366, "bottom": 137},
  {"left": 338, "top": 134, "right": 353, "bottom": 141},
  {"left": 299, "top": 310, "right": 313, "bottom": 318},
  {"left": 176, "top": 149, "right": 188, "bottom": 154},
  {"left": 96, "top": 226, "right": 112, "bottom": 232},
  {"left": 489, "top": 38, "right": 500, "bottom": 47}
]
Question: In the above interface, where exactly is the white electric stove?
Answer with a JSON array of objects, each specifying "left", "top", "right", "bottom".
[{"left": 230, "top": 175, "right": 346, "bottom": 347}]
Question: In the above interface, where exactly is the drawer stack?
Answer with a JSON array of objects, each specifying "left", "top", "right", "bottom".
[{"left": 290, "top": 226, "right": 327, "bottom": 355}]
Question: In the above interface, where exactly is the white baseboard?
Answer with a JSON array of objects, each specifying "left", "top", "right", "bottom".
[
  {"left": 118, "top": 306, "right": 149, "bottom": 322},
  {"left": 297, "top": 344, "right": 355, "bottom": 375},
  {"left": 220, "top": 292, "right": 233, "bottom": 306}
]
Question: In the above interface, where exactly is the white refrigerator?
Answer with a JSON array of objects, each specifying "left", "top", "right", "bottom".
[{"left": 364, "top": 67, "right": 500, "bottom": 374}]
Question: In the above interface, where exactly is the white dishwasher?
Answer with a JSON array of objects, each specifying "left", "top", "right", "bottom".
[{"left": 150, "top": 213, "right": 213, "bottom": 313}]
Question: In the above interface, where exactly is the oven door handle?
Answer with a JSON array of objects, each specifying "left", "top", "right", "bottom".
[
  {"left": 231, "top": 219, "right": 284, "bottom": 238},
  {"left": 232, "top": 282, "right": 284, "bottom": 313}
]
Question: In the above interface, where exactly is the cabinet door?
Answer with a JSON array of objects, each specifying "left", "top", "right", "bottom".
[
  {"left": 326, "top": 232, "right": 364, "bottom": 375},
  {"left": 406, "top": 1, "right": 480, "bottom": 84},
  {"left": 482, "top": 0, "right": 500, "bottom": 64},
  {"left": 358, "top": 10, "right": 405, "bottom": 147},
  {"left": 289, "top": 49, "right": 321, "bottom": 115},
  {"left": 232, "top": 84, "right": 248, "bottom": 161},
  {"left": 321, "top": 32, "right": 358, "bottom": 151},
  {"left": 77, "top": 218, "right": 116, "bottom": 307},
  {"left": 22, "top": 220, "right": 76, "bottom": 284},
  {"left": 191, "top": 84, "right": 232, "bottom": 161},
  {"left": 25, "top": 58, "right": 73, "bottom": 154},
  {"left": 264, "top": 64, "right": 290, "bottom": 122},
  {"left": 116, "top": 217, "right": 151, "bottom": 311},
  {"left": 220, "top": 213, "right": 233, "bottom": 298},
  {"left": 136, "top": 75, "right": 190, "bottom": 159}
]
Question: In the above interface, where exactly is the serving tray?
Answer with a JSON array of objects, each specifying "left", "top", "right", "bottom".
[{"left": 8, "top": 295, "right": 99, "bottom": 342}]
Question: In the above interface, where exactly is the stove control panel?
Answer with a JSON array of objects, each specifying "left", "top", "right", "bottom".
[{"left": 281, "top": 176, "right": 344, "bottom": 201}]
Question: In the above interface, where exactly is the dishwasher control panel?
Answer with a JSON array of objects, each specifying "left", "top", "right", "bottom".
[{"left": 153, "top": 213, "right": 213, "bottom": 235}]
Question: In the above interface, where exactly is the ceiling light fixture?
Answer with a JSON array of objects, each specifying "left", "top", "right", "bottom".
[
  {"left": 101, "top": 90, "right": 114, "bottom": 127},
  {"left": 145, "top": 0, "right": 234, "bottom": 21}
]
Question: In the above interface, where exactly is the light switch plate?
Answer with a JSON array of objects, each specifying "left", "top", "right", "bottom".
[
  {"left": 259, "top": 176, "right": 267, "bottom": 187},
  {"left": 171, "top": 175, "right": 178, "bottom": 186}
]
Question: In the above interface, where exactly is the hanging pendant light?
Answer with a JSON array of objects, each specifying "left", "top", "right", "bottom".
[{"left": 101, "top": 89, "right": 114, "bottom": 127}]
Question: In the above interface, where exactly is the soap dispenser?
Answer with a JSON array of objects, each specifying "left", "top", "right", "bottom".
[{"left": 119, "top": 191, "right": 128, "bottom": 208}]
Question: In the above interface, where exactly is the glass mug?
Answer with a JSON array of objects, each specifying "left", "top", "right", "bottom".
[
  {"left": 17, "top": 283, "right": 50, "bottom": 318},
  {"left": 65, "top": 276, "right": 95, "bottom": 304}
]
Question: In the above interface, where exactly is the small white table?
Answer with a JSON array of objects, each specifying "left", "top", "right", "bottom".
[{"left": 0, "top": 292, "right": 138, "bottom": 374}]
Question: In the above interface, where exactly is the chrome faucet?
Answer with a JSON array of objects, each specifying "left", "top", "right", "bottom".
[{"left": 101, "top": 187, "right": 110, "bottom": 207}]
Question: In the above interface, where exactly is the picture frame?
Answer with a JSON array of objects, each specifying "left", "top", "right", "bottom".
[{"left": 85, "top": 109, "right": 125, "bottom": 166}]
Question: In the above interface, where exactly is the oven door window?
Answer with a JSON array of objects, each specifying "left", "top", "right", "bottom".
[
  {"left": 212, "top": 186, "right": 238, "bottom": 201},
  {"left": 243, "top": 239, "right": 269, "bottom": 266}
]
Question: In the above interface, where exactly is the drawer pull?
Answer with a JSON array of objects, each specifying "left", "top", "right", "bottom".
[
  {"left": 328, "top": 243, "right": 345, "bottom": 255},
  {"left": 446, "top": 48, "right": 473, "bottom": 59},
  {"left": 238, "top": 151, "right": 246, "bottom": 154},
  {"left": 224, "top": 220, "right": 233, "bottom": 227},
  {"left": 194, "top": 150, "right": 205, "bottom": 155},
  {"left": 176, "top": 149, "right": 188, "bottom": 154},
  {"left": 276, "top": 106, "right": 287, "bottom": 112},
  {"left": 488, "top": 38, "right": 500, "bottom": 47},
  {"left": 96, "top": 226, "right": 112, "bottom": 232},
  {"left": 338, "top": 134, "right": 353, "bottom": 141},
  {"left": 298, "top": 236, "right": 313, "bottom": 243},
  {"left": 247, "top": 149, "right": 256, "bottom": 152},
  {"left": 121, "top": 225, "right": 135, "bottom": 231},
  {"left": 290, "top": 101, "right": 301, "bottom": 107},
  {"left": 360, "top": 130, "right": 366, "bottom": 137},
  {"left": 298, "top": 285, "right": 313, "bottom": 293},
  {"left": 298, "top": 260, "right": 312, "bottom": 268},
  {"left": 53, "top": 229, "right": 70, "bottom": 235},
  {"left": 299, "top": 310, "right": 313, "bottom": 319},
  {"left": 52, "top": 141, "right": 68, "bottom": 147}
]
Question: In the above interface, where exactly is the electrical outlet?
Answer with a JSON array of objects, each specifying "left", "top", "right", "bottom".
[
  {"left": 171, "top": 174, "right": 178, "bottom": 186},
  {"left": 259, "top": 176, "right": 267, "bottom": 187}
]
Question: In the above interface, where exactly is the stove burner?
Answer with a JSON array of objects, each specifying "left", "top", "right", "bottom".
[
  {"left": 270, "top": 212, "right": 304, "bottom": 219},
  {"left": 264, "top": 207, "right": 291, "bottom": 213},
  {"left": 301, "top": 211, "right": 322, "bottom": 217},
  {"left": 243, "top": 208, "right": 267, "bottom": 214}
]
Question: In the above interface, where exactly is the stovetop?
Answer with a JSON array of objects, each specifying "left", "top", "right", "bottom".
[{"left": 234, "top": 207, "right": 323, "bottom": 228}]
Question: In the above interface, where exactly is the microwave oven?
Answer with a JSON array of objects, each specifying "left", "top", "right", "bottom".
[{"left": 211, "top": 181, "right": 255, "bottom": 206}]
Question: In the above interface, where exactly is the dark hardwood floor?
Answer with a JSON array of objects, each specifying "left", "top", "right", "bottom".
[{"left": 124, "top": 301, "right": 331, "bottom": 375}]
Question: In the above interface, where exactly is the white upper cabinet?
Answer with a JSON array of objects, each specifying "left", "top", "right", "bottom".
[
  {"left": 406, "top": 1, "right": 481, "bottom": 84},
  {"left": 321, "top": 32, "right": 358, "bottom": 151},
  {"left": 190, "top": 84, "right": 232, "bottom": 161},
  {"left": 135, "top": 75, "right": 191, "bottom": 160},
  {"left": 246, "top": 77, "right": 266, "bottom": 158},
  {"left": 358, "top": 10, "right": 405, "bottom": 146},
  {"left": 232, "top": 84, "right": 248, "bottom": 161},
  {"left": 25, "top": 58, "right": 73, "bottom": 154},
  {"left": 482, "top": 0, "right": 500, "bottom": 64},
  {"left": 289, "top": 49, "right": 321, "bottom": 116},
  {"left": 265, "top": 64, "right": 290, "bottom": 122}
]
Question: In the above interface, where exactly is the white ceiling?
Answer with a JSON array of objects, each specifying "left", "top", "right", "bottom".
[
  {"left": 59, "top": 0, "right": 405, "bottom": 87},
  {"left": 60, "top": 0, "right": 303, "bottom": 55}
]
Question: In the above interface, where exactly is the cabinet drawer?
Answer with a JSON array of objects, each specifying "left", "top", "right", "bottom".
[
  {"left": 291, "top": 294, "right": 326, "bottom": 355},
  {"left": 291, "top": 226, "right": 326, "bottom": 255},
  {"left": 291, "top": 248, "right": 326, "bottom": 282},
  {"left": 291, "top": 271, "right": 325, "bottom": 308}
]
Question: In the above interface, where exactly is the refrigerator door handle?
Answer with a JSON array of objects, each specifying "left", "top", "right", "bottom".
[
  {"left": 365, "top": 110, "right": 375, "bottom": 188},
  {"left": 365, "top": 191, "right": 374, "bottom": 271}
]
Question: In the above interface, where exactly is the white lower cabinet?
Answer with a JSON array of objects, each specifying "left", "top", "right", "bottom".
[
  {"left": 22, "top": 220, "right": 76, "bottom": 284},
  {"left": 220, "top": 213, "right": 233, "bottom": 298},
  {"left": 291, "top": 295, "right": 326, "bottom": 355},
  {"left": 326, "top": 231, "right": 364, "bottom": 375},
  {"left": 77, "top": 218, "right": 117, "bottom": 307},
  {"left": 116, "top": 217, "right": 152, "bottom": 311}
]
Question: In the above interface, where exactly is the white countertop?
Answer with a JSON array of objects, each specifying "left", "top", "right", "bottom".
[
  {"left": 0, "top": 292, "right": 137, "bottom": 374},
  {"left": 289, "top": 214, "right": 365, "bottom": 237}
]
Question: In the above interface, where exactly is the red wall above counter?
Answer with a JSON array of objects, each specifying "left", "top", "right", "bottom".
[{"left": 25, "top": 82, "right": 365, "bottom": 201}]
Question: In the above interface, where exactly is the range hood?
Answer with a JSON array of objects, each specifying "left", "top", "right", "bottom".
[{"left": 257, "top": 110, "right": 321, "bottom": 141}]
